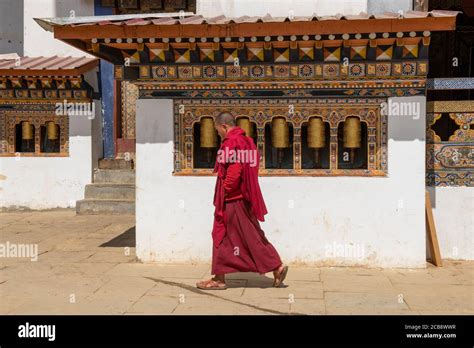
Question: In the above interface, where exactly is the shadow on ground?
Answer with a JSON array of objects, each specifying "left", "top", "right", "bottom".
[{"left": 100, "top": 226, "right": 136, "bottom": 248}]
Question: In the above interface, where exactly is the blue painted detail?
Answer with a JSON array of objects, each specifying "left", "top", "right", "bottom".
[
  {"left": 427, "top": 77, "right": 474, "bottom": 90},
  {"left": 94, "top": 0, "right": 115, "bottom": 158}
]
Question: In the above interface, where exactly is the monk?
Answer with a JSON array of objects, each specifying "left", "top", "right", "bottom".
[{"left": 196, "top": 112, "right": 288, "bottom": 290}]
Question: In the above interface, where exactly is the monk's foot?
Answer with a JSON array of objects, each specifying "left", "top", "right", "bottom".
[
  {"left": 273, "top": 264, "right": 289, "bottom": 288},
  {"left": 196, "top": 278, "right": 227, "bottom": 290}
]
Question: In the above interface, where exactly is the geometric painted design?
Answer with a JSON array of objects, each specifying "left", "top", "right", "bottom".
[
  {"left": 26, "top": 79, "right": 37, "bottom": 89},
  {"left": 376, "top": 45, "right": 393, "bottom": 60},
  {"left": 323, "top": 46, "right": 341, "bottom": 62},
  {"left": 54, "top": 78, "right": 67, "bottom": 89},
  {"left": 275, "top": 65, "right": 290, "bottom": 77},
  {"left": 349, "top": 63, "right": 365, "bottom": 77},
  {"left": 247, "top": 46, "right": 264, "bottom": 62},
  {"left": 10, "top": 78, "right": 22, "bottom": 88},
  {"left": 299, "top": 46, "right": 314, "bottom": 61},
  {"left": 203, "top": 65, "right": 218, "bottom": 78},
  {"left": 323, "top": 64, "right": 339, "bottom": 77},
  {"left": 402, "top": 62, "right": 416, "bottom": 76},
  {"left": 226, "top": 65, "right": 241, "bottom": 78},
  {"left": 174, "top": 48, "right": 191, "bottom": 63},
  {"left": 350, "top": 46, "right": 367, "bottom": 60},
  {"left": 375, "top": 63, "right": 391, "bottom": 76},
  {"left": 69, "top": 78, "right": 82, "bottom": 88},
  {"left": 199, "top": 48, "right": 215, "bottom": 62},
  {"left": 152, "top": 66, "right": 168, "bottom": 78},
  {"left": 402, "top": 44, "right": 419, "bottom": 59},
  {"left": 149, "top": 48, "right": 166, "bottom": 62},
  {"left": 39, "top": 78, "right": 52, "bottom": 88},
  {"left": 298, "top": 64, "right": 314, "bottom": 78},
  {"left": 122, "top": 50, "right": 141, "bottom": 64},
  {"left": 178, "top": 66, "right": 193, "bottom": 78},
  {"left": 249, "top": 65, "right": 265, "bottom": 78},
  {"left": 223, "top": 48, "right": 239, "bottom": 63},
  {"left": 273, "top": 47, "right": 290, "bottom": 63}
]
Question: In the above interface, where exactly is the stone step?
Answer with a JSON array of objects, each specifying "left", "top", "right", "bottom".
[
  {"left": 98, "top": 158, "right": 134, "bottom": 170},
  {"left": 94, "top": 169, "right": 135, "bottom": 184},
  {"left": 76, "top": 199, "right": 135, "bottom": 215},
  {"left": 84, "top": 183, "right": 135, "bottom": 200}
]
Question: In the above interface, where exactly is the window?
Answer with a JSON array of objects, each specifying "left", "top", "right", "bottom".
[{"left": 173, "top": 98, "right": 387, "bottom": 176}]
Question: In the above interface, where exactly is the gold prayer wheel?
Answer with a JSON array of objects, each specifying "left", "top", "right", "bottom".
[
  {"left": 343, "top": 117, "right": 361, "bottom": 149},
  {"left": 307, "top": 117, "right": 325, "bottom": 148},
  {"left": 237, "top": 117, "right": 253, "bottom": 138},
  {"left": 200, "top": 117, "right": 217, "bottom": 148},
  {"left": 271, "top": 117, "right": 290, "bottom": 149},
  {"left": 21, "top": 121, "right": 34, "bottom": 140},
  {"left": 47, "top": 121, "right": 59, "bottom": 140}
]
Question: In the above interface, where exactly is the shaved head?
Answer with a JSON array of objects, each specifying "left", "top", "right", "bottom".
[{"left": 215, "top": 112, "right": 235, "bottom": 126}]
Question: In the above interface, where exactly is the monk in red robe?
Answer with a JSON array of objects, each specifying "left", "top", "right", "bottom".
[{"left": 197, "top": 112, "right": 288, "bottom": 290}]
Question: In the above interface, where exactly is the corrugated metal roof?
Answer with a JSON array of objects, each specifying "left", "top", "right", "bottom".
[
  {"left": 0, "top": 56, "right": 97, "bottom": 70},
  {"left": 0, "top": 56, "right": 99, "bottom": 76},
  {"left": 35, "top": 10, "right": 460, "bottom": 32}
]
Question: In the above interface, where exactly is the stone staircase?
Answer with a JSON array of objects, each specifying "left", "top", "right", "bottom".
[{"left": 76, "top": 159, "right": 135, "bottom": 215}]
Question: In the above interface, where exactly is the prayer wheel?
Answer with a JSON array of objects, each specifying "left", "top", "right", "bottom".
[
  {"left": 308, "top": 117, "right": 325, "bottom": 167},
  {"left": 308, "top": 117, "right": 325, "bottom": 148},
  {"left": 47, "top": 121, "right": 59, "bottom": 140},
  {"left": 271, "top": 117, "right": 289, "bottom": 149},
  {"left": 237, "top": 117, "right": 253, "bottom": 138},
  {"left": 271, "top": 117, "right": 289, "bottom": 168},
  {"left": 343, "top": 117, "right": 361, "bottom": 149},
  {"left": 343, "top": 117, "right": 361, "bottom": 164},
  {"left": 200, "top": 117, "right": 217, "bottom": 148},
  {"left": 21, "top": 121, "right": 34, "bottom": 140}
]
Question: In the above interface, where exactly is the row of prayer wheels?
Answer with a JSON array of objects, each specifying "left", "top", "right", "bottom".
[
  {"left": 20, "top": 121, "right": 59, "bottom": 140},
  {"left": 199, "top": 115, "right": 361, "bottom": 152}
]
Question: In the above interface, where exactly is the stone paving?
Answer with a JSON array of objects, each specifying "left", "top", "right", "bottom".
[{"left": 0, "top": 210, "right": 472, "bottom": 315}]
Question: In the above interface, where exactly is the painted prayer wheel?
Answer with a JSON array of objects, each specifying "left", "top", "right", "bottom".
[
  {"left": 21, "top": 121, "right": 34, "bottom": 140},
  {"left": 307, "top": 117, "right": 325, "bottom": 148},
  {"left": 47, "top": 121, "right": 59, "bottom": 140},
  {"left": 343, "top": 117, "right": 361, "bottom": 149},
  {"left": 271, "top": 117, "right": 290, "bottom": 149},
  {"left": 200, "top": 117, "right": 217, "bottom": 148},
  {"left": 237, "top": 117, "right": 253, "bottom": 138}
]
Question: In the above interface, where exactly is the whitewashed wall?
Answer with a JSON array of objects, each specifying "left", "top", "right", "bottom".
[
  {"left": 136, "top": 96, "right": 427, "bottom": 268},
  {"left": 0, "top": 70, "right": 101, "bottom": 210},
  {"left": 427, "top": 187, "right": 474, "bottom": 260},
  {"left": 197, "top": 0, "right": 367, "bottom": 17},
  {"left": 23, "top": 0, "right": 95, "bottom": 57}
]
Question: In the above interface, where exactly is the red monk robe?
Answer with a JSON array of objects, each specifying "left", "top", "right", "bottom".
[{"left": 210, "top": 127, "right": 283, "bottom": 276}]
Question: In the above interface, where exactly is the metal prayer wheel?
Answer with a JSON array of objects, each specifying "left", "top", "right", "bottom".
[
  {"left": 308, "top": 117, "right": 325, "bottom": 167},
  {"left": 46, "top": 121, "right": 59, "bottom": 140},
  {"left": 343, "top": 117, "right": 361, "bottom": 149},
  {"left": 343, "top": 117, "right": 361, "bottom": 164},
  {"left": 21, "top": 122, "right": 34, "bottom": 140},
  {"left": 271, "top": 117, "right": 290, "bottom": 149},
  {"left": 308, "top": 117, "right": 325, "bottom": 149},
  {"left": 200, "top": 117, "right": 217, "bottom": 148},
  {"left": 237, "top": 117, "right": 253, "bottom": 138}
]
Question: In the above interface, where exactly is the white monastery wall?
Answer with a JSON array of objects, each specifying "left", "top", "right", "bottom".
[
  {"left": 0, "top": 70, "right": 101, "bottom": 210},
  {"left": 427, "top": 186, "right": 474, "bottom": 260},
  {"left": 135, "top": 96, "right": 428, "bottom": 268}
]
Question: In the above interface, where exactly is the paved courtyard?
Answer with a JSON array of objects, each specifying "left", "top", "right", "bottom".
[{"left": 0, "top": 210, "right": 472, "bottom": 315}]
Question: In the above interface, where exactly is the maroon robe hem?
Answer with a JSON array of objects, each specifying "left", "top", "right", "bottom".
[{"left": 211, "top": 199, "right": 282, "bottom": 275}]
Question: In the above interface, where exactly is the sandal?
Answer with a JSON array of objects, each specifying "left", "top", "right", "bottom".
[
  {"left": 196, "top": 278, "right": 227, "bottom": 290},
  {"left": 273, "top": 265, "right": 289, "bottom": 288}
]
